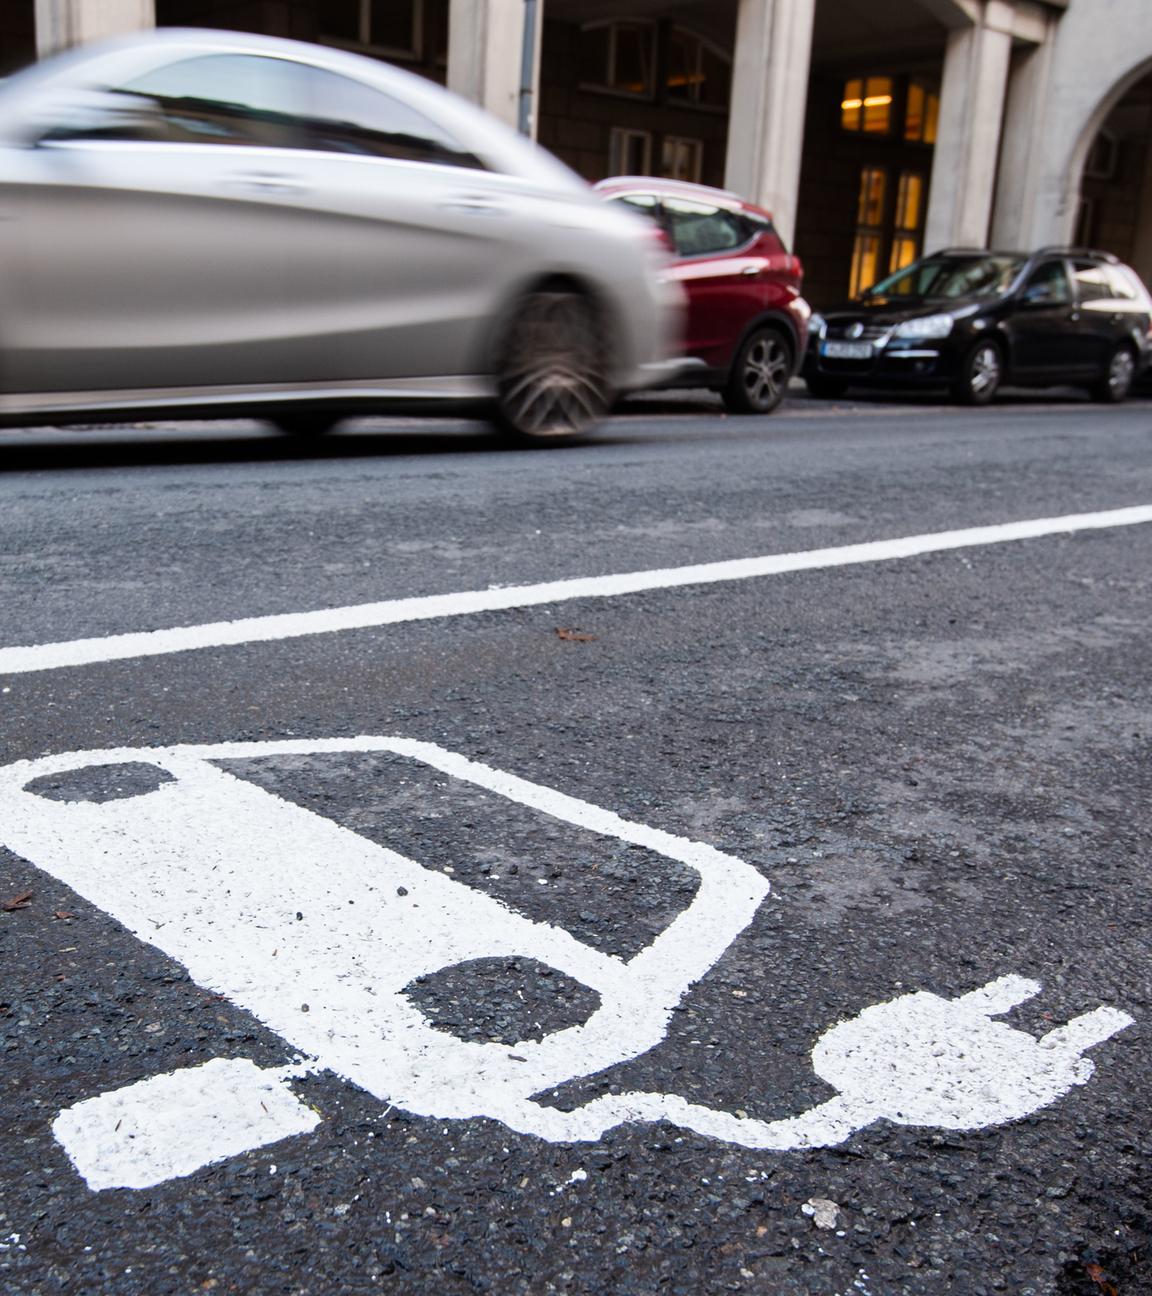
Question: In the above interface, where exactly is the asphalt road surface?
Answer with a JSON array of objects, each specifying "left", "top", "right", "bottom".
[{"left": 2, "top": 389, "right": 1151, "bottom": 1295}]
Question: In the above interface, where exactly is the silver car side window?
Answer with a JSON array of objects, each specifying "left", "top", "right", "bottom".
[
  {"left": 293, "top": 64, "right": 485, "bottom": 169},
  {"left": 88, "top": 53, "right": 310, "bottom": 150}
]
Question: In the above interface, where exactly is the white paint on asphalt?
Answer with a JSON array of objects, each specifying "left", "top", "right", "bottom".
[
  {"left": 53, "top": 1059, "right": 320, "bottom": 1192},
  {"left": 0, "top": 738, "right": 1133, "bottom": 1190},
  {"left": 2, "top": 737, "right": 767, "bottom": 1184},
  {"left": 2, "top": 504, "right": 1152, "bottom": 675}
]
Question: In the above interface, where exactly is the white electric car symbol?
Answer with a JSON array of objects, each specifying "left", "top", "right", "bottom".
[{"left": 0, "top": 737, "right": 1134, "bottom": 1192}]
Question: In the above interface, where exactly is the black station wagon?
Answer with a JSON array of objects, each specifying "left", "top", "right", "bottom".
[{"left": 804, "top": 247, "right": 1152, "bottom": 405}]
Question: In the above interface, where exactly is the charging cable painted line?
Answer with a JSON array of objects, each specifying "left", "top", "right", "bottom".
[{"left": 3, "top": 503, "right": 1152, "bottom": 676}]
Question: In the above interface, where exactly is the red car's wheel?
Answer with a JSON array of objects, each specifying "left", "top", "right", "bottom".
[{"left": 722, "top": 326, "right": 792, "bottom": 415}]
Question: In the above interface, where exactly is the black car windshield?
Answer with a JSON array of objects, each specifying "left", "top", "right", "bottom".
[{"left": 864, "top": 255, "right": 1027, "bottom": 303}]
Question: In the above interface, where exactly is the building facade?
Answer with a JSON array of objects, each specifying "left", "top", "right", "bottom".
[{"left": 9, "top": 0, "right": 1152, "bottom": 305}]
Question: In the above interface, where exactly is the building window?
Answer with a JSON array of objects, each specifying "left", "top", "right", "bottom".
[
  {"left": 662, "top": 136, "right": 703, "bottom": 183},
  {"left": 889, "top": 171, "right": 925, "bottom": 272},
  {"left": 579, "top": 21, "right": 657, "bottom": 99},
  {"left": 1083, "top": 129, "right": 1118, "bottom": 180},
  {"left": 610, "top": 127, "right": 653, "bottom": 175},
  {"left": 904, "top": 81, "right": 939, "bottom": 144},
  {"left": 666, "top": 27, "right": 731, "bottom": 109},
  {"left": 320, "top": 0, "right": 424, "bottom": 60},
  {"left": 841, "top": 76, "right": 893, "bottom": 134},
  {"left": 850, "top": 166, "right": 887, "bottom": 297}
]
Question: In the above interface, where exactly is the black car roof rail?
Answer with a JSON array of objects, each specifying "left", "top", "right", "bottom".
[{"left": 1034, "top": 245, "right": 1120, "bottom": 263}]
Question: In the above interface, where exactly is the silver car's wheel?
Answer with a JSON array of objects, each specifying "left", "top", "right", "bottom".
[
  {"left": 1091, "top": 345, "right": 1136, "bottom": 403},
  {"left": 492, "top": 290, "right": 609, "bottom": 443}
]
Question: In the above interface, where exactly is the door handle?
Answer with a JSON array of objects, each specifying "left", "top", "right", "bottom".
[
  {"left": 440, "top": 195, "right": 506, "bottom": 216},
  {"left": 741, "top": 265, "right": 761, "bottom": 277},
  {"left": 225, "top": 172, "right": 308, "bottom": 194}
]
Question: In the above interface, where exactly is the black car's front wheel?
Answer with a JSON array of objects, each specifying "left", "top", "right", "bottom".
[
  {"left": 491, "top": 289, "right": 610, "bottom": 444},
  {"left": 951, "top": 339, "right": 1003, "bottom": 406},
  {"left": 1091, "top": 344, "right": 1137, "bottom": 403},
  {"left": 722, "top": 326, "right": 792, "bottom": 415}
]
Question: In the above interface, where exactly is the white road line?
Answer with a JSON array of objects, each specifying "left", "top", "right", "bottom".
[{"left": 4, "top": 503, "right": 1152, "bottom": 676}]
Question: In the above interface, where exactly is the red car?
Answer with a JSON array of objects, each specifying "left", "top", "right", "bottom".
[{"left": 595, "top": 177, "right": 809, "bottom": 414}]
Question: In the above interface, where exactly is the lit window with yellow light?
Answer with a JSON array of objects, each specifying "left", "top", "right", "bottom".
[
  {"left": 841, "top": 76, "right": 893, "bottom": 134},
  {"left": 850, "top": 167, "right": 887, "bottom": 297},
  {"left": 905, "top": 82, "right": 939, "bottom": 143}
]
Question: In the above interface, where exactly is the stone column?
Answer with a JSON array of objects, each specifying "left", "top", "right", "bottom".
[
  {"left": 923, "top": 1, "right": 1014, "bottom": 252},
  {"left": 989, "top": 23, "right": 1058, "bottom": 251},
  {"left": 723, "top": 0, "right": 815, "bottom": 249},
  {"left": 448, "top": 0, "right": 540, "bottom": 136},
  {"left": 35, "top": 0, "right": 154, "bottom": 58}
]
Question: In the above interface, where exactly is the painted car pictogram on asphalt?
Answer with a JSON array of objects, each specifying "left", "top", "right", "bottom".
[{"left": 0, "top": 737, "right": 1134, "bottom": 1191}]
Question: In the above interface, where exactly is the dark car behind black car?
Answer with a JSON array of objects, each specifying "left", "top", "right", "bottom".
[{"left": 804, "top": 247, "right": 1152, "bottom": 405}]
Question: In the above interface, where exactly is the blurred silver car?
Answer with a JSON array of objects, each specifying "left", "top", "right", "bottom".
[{"left": 0, "top": 30, "right": 681, "bottom": 442}]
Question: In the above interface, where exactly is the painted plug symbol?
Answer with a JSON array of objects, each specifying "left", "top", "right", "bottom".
[
  {"left": 470, "top": 974, "right": 1134, "bottom": 1151},
  {"left": 811, "top": 974, "right": 1134, "bottom": 1132}
]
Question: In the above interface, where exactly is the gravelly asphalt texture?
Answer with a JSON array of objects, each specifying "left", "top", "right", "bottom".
[{"left": 2, "top": 390, "right": 1151, "bottom": 1295}]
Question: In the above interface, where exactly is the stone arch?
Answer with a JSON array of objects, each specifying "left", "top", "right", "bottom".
[
  {"left": 993, "top": 2, "right": 1152, "bottom": 251},
  {"left": 1064, "top": 55, "right": 1152, "bottom": 225}
]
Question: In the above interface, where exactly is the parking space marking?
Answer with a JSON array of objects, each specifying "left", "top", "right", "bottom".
[
  {"left": 0, "top": 738, "right": 1133, "bottom": 1191},
  {"left": 2, "top": 504, "right": 1152, "bottom": 676}
]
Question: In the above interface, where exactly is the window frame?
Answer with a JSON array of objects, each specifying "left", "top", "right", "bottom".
[
  {"left": 664, "top": 25, "right": 733, "bottom": 113},
  {"left": 841, "top": 75, "right": 894, "bottom": 136},
  {"left": 578, "top": 19, "right": 659, "bottom": 102},
  {"left": 903, "top": 79, "right": 939, "bottom": 145},
  {"left": 660, "top": 134, "right": 704, "bottom": 184},
  {"left": 850, "top": 165, "right": 887, "bottom": 297},
  {"left": 888, "top": 169, "right": 926, "bottom": 274},
  {"left": 609, "top": 126, "right": 653, "bottom": 176},
  {"left": 318, "top": 0, "right": 426, "bottom": 64}
]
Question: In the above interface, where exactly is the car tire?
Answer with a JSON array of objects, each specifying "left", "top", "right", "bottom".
[
  {"left": 1091, "top": 344, "right": 1137, "bottom": 403},
  {"left": 951, "top": 339, "right": 1003, "bottom": 406},
  {"left": 722, "top": 325, "right": 792, "bottom": 415},
  {"left": 490, "top": 288, "right": 609, "bottom": 444},
  {"left": 270, "top": 414, "right": 342, "bottom": 437},
  {"left": 804, "top": 375, "right": 849, "bottom": 400}
]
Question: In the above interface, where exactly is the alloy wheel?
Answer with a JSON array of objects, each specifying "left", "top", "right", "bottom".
[
  {"left": 494, "top": 291, "right": 608, "bottom": 441},
  {"left": 970, "top": 343, "right": 1001, "bottom": 398},
  {"left": 1108, "top": 348, "right": 1136, "bottom": 399},
  {"left": 741, "top": 333, "right": 790, "bottom": 409}
]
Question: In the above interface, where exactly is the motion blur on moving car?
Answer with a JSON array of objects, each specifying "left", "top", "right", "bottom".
[
  {"left": 0, "top": 29, "right": 683, "bottom": 443},
  {"left": 596, "top": 177, "right": 809, "bottom": 415},
  {"left": 804, "top": 247, "right": 1152, "bottom": 406}
]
